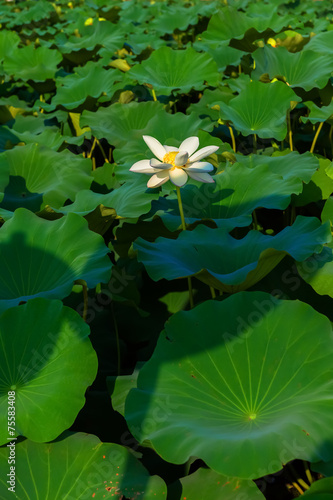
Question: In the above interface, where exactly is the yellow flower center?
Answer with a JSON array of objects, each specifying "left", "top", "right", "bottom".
[{"left": 163, "top": 151, "right": 179, "bottom": 168}]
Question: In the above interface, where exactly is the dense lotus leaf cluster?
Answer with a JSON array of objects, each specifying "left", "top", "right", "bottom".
[{"left": 0, "top": 0, "right": 333, "bottom": 498}]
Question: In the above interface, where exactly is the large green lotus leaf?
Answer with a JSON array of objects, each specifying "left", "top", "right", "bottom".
[
  {"left": 252, "top": 45, "right": 333, "bottom": 90},
  {"left": 294, "top": 159, "right": 333, "bottom": 207},
  {"left": 128, "top": 46, "right": 220, "bottom": 96},
  {"left": 0, "top": 208, "right": 111, "bottom": 312},
  {"left": 134, "top": 216, "right": 330, "bottom": 293},
  {"left": 187, "top": 87, "right": 235, "bottom": 123},
  {"left": 3, "top": 45, "right": 62, "bottom": 82},
  {"left": 0, "top": 143, "right": 92, "bottom": 219},
  {"left": 81, "top": 101, "right": 165, "bottom": 147},
  {"left": 49, "top": 63, "right": 123, "bottom": 111},
  {"left": 234, "top": 151, "right": 319, "bottom": 183},
  {"left": 203, "top": 43, "right": 245, "bottom": 73},
  {"left": 304, "top": 30, "right": 333, "bottom": 55},
  {"left": 301, "top": 100, "right": 333, "bottom": 124},
  {"left": 0, "top": 299, "right": 97, "bottom": 444},
  {"left": 146, "top": 159, "right": 303, "bottom": 231},
  {"left": 125, "top": 291, "right": 333, "bottom": 478},
  {"left": 5, "top": 0, "right": 56, "bottom": 28},
  {"left": 219, "top": 80, "right": 300, "bottom": 139},
  {"left": 0, "top": 432, "right": 167, "bottom": 499},
  {"left": 148, "top": 3, "right": 203, "bottom": 34},
  {"left": 302, "top": 478, "right": 333, "bottom": 500},
  {"left": 125, "top": 31, "right": 166, "bottom": 54},
  {"left": 53, "top": 21, "right": 126, "bottom": 55},
  {"left": 198, "top": 7, "right": 292, "bottom": 47},
  {"left": 171, "top": 468, "right": 265, "bottom": 500},
  {"left": 54, "top": 179, "right": 159, "bottom": 219},
  {"left": 297, "top": 245, "right": 333, "bottom": 298},
  {"left": 0, "top": 30, "right": 20, "bottom": 61}
]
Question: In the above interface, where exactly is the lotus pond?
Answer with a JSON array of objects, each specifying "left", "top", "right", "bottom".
[{"left": 1, "top": 0, "right": 333, "bottom": 498}]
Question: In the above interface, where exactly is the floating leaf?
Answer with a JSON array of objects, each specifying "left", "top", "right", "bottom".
[
  {"left": 219, "top": 80, "right": 300, "bottom": 139},
  {"left": 0, "top": 299, "right": 97, "bottom": 443},
  {"left": 198, "top": 7, "right": 292, "bottom": 47},
  {"left": 0, "top": 143, "right": 92, "bottom": 219},
  {"left": 125, "top": 291, "right": 333, "bottom": 478},
  {"left": 128, "top": 46, "right": 220, "bottom": 96},
  {"left": 252, "top": 45, "right": 333, "bottom": 90},
  {"left": 234, "top": 151, "right": 319, "bottom": 183},
  {"left": 0, "top": 432, "right": 167, "bottom": 499},
  {"left": 4, "top": 45, "right": 62, "bottom": 82},
  {"left": 0, "top": 208, "right": 111, "bottom": 313},
  {"left": 171, "top": 468, "right": 265, "bottom": 500},
  {"left": 81, "top": 101, "right": 165, "bottom": 147},
  {"left": 49, "top": 62, "right": 124, "bottom": 111},
  {"left": 148, "top": 159, "right": 307, "bottom": 231},
  {"left": 134, "top": 216, "right": 330, "bottom": 292},
  {"left": 301, "top": 100, "right": 333, "bottom": 124},
  {"left": 304, "top": 30, "right": 333, "bottom": 55}
]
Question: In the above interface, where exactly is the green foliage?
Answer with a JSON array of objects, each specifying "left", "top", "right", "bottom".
[{"left": 1, "top": 0, "right": 333, "bottom": 497}]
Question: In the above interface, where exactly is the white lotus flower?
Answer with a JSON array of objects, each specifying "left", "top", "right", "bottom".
[{"left": 130, "top": 135, "right": 218, "bottom": 188}]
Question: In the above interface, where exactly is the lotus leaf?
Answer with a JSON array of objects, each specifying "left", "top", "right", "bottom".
[
  {"left": 0, "top": 143, "right": 92, "bottom": 218},
  {"left": 49, "top": 63, "right": 123, "bottom": 111},
  {"left": 0, "top": 432, "right": 166, "bottom": 499},
  {"left": 301, "top": 100, "right": 333, "bottom": 124},
  {"left": 134, "top": 216, "right": 330, "bottom": 292},
  {"left": 128, "top": 46, "right": 220, "bottom": 96},
  {"left": 3, "top": 45, "right": 62, "bottom": 82},
  {"left": 0, "top": 299, "right": 97, "bottom": 443},
  {"left": 252, "top": 45, "right": 333, "bottom": 91},
  {"left": 0, "top": 208, "right": 111, "bottom": 312},
  {"left": 171, "top": 467, "right": 265, "bottom": 500},
  {"left": 219, "top": 80, "right": 300, "bottom": 139},
  {"left": 125, "top": 291, "right": 333, "bottom": 478}
]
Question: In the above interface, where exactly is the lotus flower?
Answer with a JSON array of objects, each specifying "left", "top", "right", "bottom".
[{"left": 130, "top": 135, "right": 218, "bottom": 188}]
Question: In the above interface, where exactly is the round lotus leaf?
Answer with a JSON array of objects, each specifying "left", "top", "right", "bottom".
[
  {"left": 54, "top": 21, "right": 126, "bottom": 56},
  {"left": 81, "top": 101, "right": 166, "bottom": 147},
  {"left": 125, "top": 291, "right": 333, "bottom": 478},
  {"left": 3, "top": 45, "right": 62, "bottom": 82},
  {"left": 0, "top": 432, "right": 167, "bottom": 499},
  {"left": 0, "top": 299, "right": 97, "bottom": 443},
  {"left": 134, "top": 216, "right": 330, "bottom": 292},
  {"left": 233, "top": 151, "right": 319, "bottom": 183},
  {"left": 54, "top": 180, "right": 159, "bottom": 219},
  {"left": 199, "top": 6, "right": 292, "bottom": 47},
  {"left": 304, "top": 30, "right": 333, "bottom": 55},
  {"left": 128, "top": 46, "right": 220, "bottom": 96},
  {"left": 49, "top": 63, "right": 124, "bottom": 111},
  {"left": 220, "top": 80, "right": 300, "bottom": 140},
  {"left": 252, "top": 45, "right": 333, "bottom": 91},
  {"left": 0, "top": 208, "right": 111, "bottom": 313},
  {"left": 301, "top": 100, "right": 333, "bottom": 124},
  {"left": 0, "top": 143, "right": 92, "bottom": 220},
  {"left": 148, "top": 159, "right": 309, "bottom": 231},
  {"left": 171, "top": 467, "right": 265, "bottom": 500}
]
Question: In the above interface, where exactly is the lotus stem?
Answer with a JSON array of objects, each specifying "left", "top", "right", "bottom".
[
  {"left": 88, "top": 136, "right": 97, "bottom": 158},
  {"left": 96, "top": 138, "right": 109, "bottom": 163},
  {"left": 210, "top": 286, "right": 216, "bottom": 299},
  {"left": 303, "top": 461, "right": 313, "bottom": 485},
  {"left": 253, "top": 133, "right": 257, "bottom": 154},
  {"left": 292, "top": 482, "right": 304, "bottom": 495},
  {"left": 287, "top": 109, "right": 293, "bottom": 151},
  {"left": 151, "top": 88, "right": 157, "bottom": 102},
  {"left": 310, "top": 121, "right": 324, "bottom": 153},
  {"left": 176, "top": 186, "right": 194, "bottom": 309},
  {"left": 228, "top": 125, "right": 236, "bottom": 152},
  {"left": 75, "top": 280, "right": 88, "bottom": 322}
]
